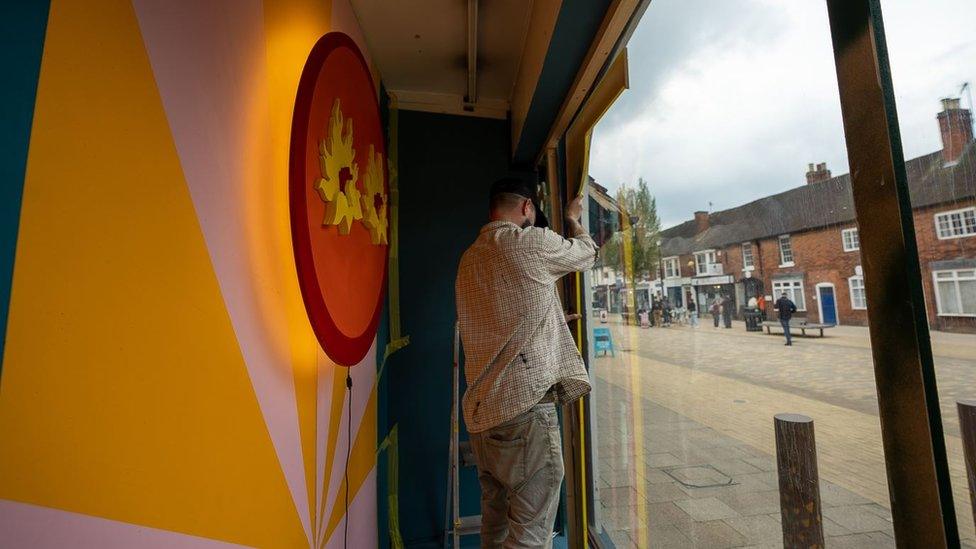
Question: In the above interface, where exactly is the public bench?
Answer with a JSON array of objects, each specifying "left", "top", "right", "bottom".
[{"left": 761, "top": 319, "right": 835, "bottom": 338}]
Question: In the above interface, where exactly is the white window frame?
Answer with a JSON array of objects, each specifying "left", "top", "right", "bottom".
[
  {"left": 934, "top": 207, "right": 976, "bottom": 240},
  {"left": 848, "top": 275, "right": 866, "bottom": 310},
  {"left": 741, "top": 242, "right": 754, "bottom": 271},
  {"left": 663, "top": 256, "right": 680, "bottom": 279},
  {"left": 778, "top": 235, "right": 795, "bottom": 267},
  {"left": 933, "top": 269, "right": 976, "bottom": 317},
  {"left": 842, "top": 228, "right": 860, "bottom": 252},
  {"left": 694, "top": 250, "right": 717, "bottom": 276},
  {"left": 772, "top": 278, "right": 806, "bottom": 311}
]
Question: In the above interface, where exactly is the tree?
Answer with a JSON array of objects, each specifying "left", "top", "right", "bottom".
[{"left": 600, "top": 178, "right": 662, "bottom": 309}]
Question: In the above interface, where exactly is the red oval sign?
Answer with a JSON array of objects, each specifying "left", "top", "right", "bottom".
[{"left": 290, "top": 33, "right": 388, "bottom": 366}]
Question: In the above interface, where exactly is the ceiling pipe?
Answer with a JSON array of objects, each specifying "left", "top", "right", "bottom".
[{"left": 465, "top": 0, "right": 478, "bottom": 107}]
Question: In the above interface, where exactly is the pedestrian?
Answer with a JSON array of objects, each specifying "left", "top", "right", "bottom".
[
  {"left": 652, "top": 295, "right": 663, "bottom": 328},
  {"left": 722, "top": 294, "right": 733, "bottom": 328},
  {"left": 774, "top": 290, "right": 798, "bottom": 346},
  {"left": 688, "top": 297, "right": 699, "bottom": 327},
  {"left": 456, "top": 178, "right": 597, "bottom": 546},
  {"left": 663, "top": 297, "right": 672, "bottom": 327},
  {"left": 710, "top": 295, "right": 721, "bottom": 328}
]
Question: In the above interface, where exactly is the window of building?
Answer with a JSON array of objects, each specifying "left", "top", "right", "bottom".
[
  {"left": 773, "top": 278, "right": 806, "bottom": 311},
  {"left": 934, "top": 207, "right": 976, "bottom": 239},
  {"left": 741, "top": 242, "right": 754, "bottom": 270},
  {"left": 778, "top": 235, "right": 794, "bottom": 266},
  {"left": 933, "top": 269, "right": 976, "bottom": 316},
  {"left": 663, "top": 257, "right": 679, "bottom": 278},
  {"left": 842, "top": 228, "right": 860, "bottom": 251},
  {"left": 694, "top": 250, "right": 717, "bottom": 275},
  {"left": 849, "top": 275, "right": 866, "bottom": 309}
]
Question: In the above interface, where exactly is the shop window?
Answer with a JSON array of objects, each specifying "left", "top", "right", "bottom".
[
  {"left": 842, "top": 228, "right": 860, "bottom": 251},
  {"left": 933, "top": 269, "right": 976, "bottom": 316},
  {"left": 773, "top": 278, "right": 805, "bottom": 311},
  {"left": 778, "top": 234, "right": 794, "bottom": 266},
  {"left": 741, "top": 242, "right": 754, "bottom": 270},
  {"left": 934, "top": 207, "right": 976, "bottom": 239},
  {"left": 849, "top": 275, "right": 866, "bottom": 309}
]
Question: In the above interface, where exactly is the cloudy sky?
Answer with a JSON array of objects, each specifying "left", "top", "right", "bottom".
[{"left": 589, "top": 0, "right": 976, "bottom": 229}]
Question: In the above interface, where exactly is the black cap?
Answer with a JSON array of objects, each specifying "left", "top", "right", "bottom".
[{"left": 489, "top": 177, "right": 549, "bottom": 228}]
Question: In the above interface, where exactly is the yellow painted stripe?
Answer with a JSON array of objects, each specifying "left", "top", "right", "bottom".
[{"left": 0, "top": 0, "right": 305, "bottom": 545}]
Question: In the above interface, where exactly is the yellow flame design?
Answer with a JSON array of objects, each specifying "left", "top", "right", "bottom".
[
  {"left": 361, "top": 144, "right": 389, "bottom": 245},
  {"left": 315, "top": 99, "right": 362, "bottom": 235}
]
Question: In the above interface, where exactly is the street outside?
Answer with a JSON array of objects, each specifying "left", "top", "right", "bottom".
[{"left": 589, "top": 315, "right": 976, "bottom": 548}]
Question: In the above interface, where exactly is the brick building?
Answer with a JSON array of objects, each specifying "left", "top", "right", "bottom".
[{"left": 656, "top": 98, "right": 975, "bottom": 333}]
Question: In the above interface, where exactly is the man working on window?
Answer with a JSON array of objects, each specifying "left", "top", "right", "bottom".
[{"left": 456, "top": 177, "right": 597, "bottom": 548}]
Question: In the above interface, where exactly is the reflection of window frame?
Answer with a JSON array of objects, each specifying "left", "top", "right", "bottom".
[
  {"left": 694, "top": 250, "right": 717, "bottom": 275},
  {"left": 778, "top": 235, "right": 795, "bottom": 266},
  {"left": 773, "top": 278, "right": 806, "bottom": 311},
  {"left": 663, "top": 256, "right": 679, "bottom": 278},
  {"left": 848, "top": 275, "right": 866, "bottom": 309},
  {"left": 741, "top": 242, "right": 754, "bottom": 270},
  {"left": 933, "top": 269, "right": 976, "bottom": 317},
  {"left": 842, "top": 228, "right": 860, "bottom": 252},
  {"left": 934, "top": 207, "right": 976, "bottom": 239}
]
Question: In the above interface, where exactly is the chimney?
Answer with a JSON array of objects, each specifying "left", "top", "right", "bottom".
[
  {"left": 694, "top": 211, "right": 709, "bottom": 233},
  {"left": 805, "top": 162, "right": 831, "bottom": 184},
  {"left": 938, "top": 97, "right": 973, "bottom": 164}
]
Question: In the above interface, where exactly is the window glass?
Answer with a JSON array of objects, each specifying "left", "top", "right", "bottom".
[
  {"left": 778, "top": 235, "right": 794, "bottom": 265},
  {"left": 741, "top": 243, "right": 754, "bottom": 269},
  {"left": 849, "top": 276, "right": 866, "bottom": 309},
  {"left": 573, "top": 1, "right": 976, "bottom": 546},
  {"left": 842, "top": 228, "right": 860, "bottom": 251},
  {"left": 935, "top": 207, "right": 976, "bottom": 239}
]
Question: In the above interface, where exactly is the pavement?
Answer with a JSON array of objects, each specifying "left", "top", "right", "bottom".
[{"left": 589, "top": 316, "right": 976, "bottom": 548}]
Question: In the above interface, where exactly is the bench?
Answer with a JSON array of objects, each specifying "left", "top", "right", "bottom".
[{"left": 761, "top": 319, "right": 835, "bottom": 337}]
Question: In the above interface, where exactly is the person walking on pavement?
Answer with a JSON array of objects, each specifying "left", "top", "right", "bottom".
[
  {"left": 721, "top": 294, "right": 733, "bottom": 329},
  {"left": 710, "top": 295, "right": 721, "bottom": 328},
  {"left": 456, "top": 178, "right": 597, "bottom": 547},
  {"left": 688, "top": 297, "right": 699, "bottom": 327},
  {"left": 775, "top": 290, "right": 798, "bottom": 346}
]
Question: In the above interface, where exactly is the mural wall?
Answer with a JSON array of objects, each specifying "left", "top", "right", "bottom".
[{"left": 0, "top": 1, "right": 380, "bottom": 547}]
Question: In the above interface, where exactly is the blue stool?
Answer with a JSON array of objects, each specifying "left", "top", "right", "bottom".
[{"left": 593, "top": 327, "right": 615, "bottom": 357}]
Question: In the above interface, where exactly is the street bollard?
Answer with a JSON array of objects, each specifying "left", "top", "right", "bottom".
[
  {"left": 959, "top": 400, "right": 976, "bottom": 533},
  {"left": 775, "top": 413, "right": 825, "bottom": 549}
]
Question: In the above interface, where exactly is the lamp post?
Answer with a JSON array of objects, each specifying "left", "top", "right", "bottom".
[
  {"left": 657, "top": 239, "right": 664, "bottom": 303},
  {"left": 629, "top": 215, "right": 639, "bottom": 324}
]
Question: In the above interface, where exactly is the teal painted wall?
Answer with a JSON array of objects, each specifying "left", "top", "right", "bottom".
[{"left": 0, "top": 1, "right": 51, "bottom": 379}]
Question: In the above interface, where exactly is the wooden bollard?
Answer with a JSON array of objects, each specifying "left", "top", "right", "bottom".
[
  {"left": 959, "top": 399, "right": 976, "bottom": 533},
  {"left": 775, "top": 413, "right": 825, "bottom": 549}
]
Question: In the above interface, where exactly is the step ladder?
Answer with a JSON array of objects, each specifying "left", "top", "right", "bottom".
[{"left": 444, "top": 321, "right": 481, "bottom": 548}]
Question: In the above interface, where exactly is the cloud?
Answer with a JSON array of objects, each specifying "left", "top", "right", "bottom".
[{"left": 589, "top": 0, "right": 976, "bottom": 228}]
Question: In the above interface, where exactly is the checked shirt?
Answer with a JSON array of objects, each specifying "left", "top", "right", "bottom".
[{"left": 456, "top": 221, "right": 598, "bottom": 433}]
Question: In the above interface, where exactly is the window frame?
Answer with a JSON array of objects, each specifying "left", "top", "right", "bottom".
[
  {"left": 933, "top": 206, "right": 976, "bottom": 240},
  {"left": 663, "top": 256, "right": 680, "bottom": 278},
  {"left": 932, "top": 268, "right": 976, "bottom": 317},
  {"left": 778, "top": 234, "right": 795, "bottom": 267},
  {"left": 741, "top": 242, "right": 755, "bottom": 270},
  {"left": 842, "top": 228, "right": 860, "bottom": 252},
  {"left": 848, "top": 275, "right": 867, "bottom": 310},
  {"left": 772, "top": 278, "right": 806, "bottom": 311},
  {"left": 694, "top": 249, "right": 717, "bottom": 276}
]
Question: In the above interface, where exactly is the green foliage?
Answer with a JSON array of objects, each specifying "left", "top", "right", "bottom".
[{"left": 599, "top": 178, "right": 662, "bottom": 286}]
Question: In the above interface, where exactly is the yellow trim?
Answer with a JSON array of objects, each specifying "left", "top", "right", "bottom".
[{"left": 574, "top": 270, "right": 589, "bottom": 548}]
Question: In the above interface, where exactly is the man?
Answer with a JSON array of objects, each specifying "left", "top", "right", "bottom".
[
  {"left": 775, "top": 291, "right": 798, "bottom": 346},
  {"left": 456, "top": 177, "right": 597, "bottom": 548},
  {"left": 721, "top": 294, "right": 733, "bottom": 329}
]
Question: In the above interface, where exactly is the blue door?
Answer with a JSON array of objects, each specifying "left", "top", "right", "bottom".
[{"left": 819, "top": 286, "right": 837, "bottom": 324}]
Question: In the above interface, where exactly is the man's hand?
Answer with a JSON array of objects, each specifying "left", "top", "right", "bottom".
[
  {"left": 564, "top": 312, "right": 582, "bottom": 323},
  {"left": 564, "top": 195, "right": 583, "bottom": 224}
]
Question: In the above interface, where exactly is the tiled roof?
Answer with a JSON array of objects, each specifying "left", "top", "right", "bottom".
[{"left": 660, "top": 142, "right": 976, "bottom": 256}]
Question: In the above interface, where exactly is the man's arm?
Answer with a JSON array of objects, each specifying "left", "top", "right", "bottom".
[{"left": 536, "top": 196, "right": 597, "bottom": 280}]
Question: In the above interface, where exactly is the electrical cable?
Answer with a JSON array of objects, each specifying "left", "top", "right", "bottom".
[{"left": 344, "top": 371, "right": 353, "bottom": 549}]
